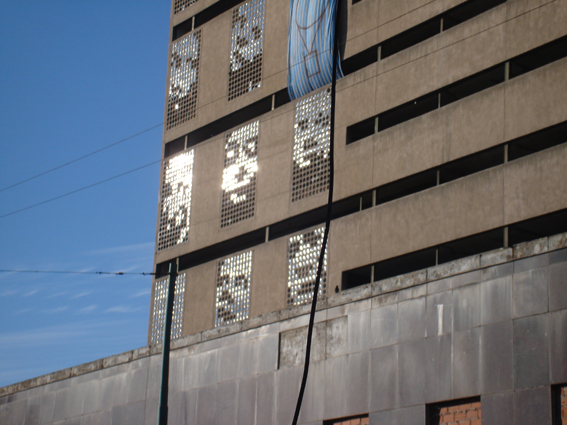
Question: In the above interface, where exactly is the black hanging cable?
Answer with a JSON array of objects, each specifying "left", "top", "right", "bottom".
[{"left": 291, "top": 4, "right": 340, "bottom": 424}]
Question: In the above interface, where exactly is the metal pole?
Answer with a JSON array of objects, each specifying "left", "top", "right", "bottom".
[{"left": 157, "top": 260, "right": 178, "bottom": 425}]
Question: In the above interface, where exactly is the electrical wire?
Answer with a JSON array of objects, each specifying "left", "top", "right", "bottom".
[
  {"left": 0, "top": 269, "right": 155, "bottom": 275},
  {"left": 291, "top": 4, "right": 339, "bottom": 424},
  {"left": 0, "top": 123, "right": 163, "bottom": 193},
  {"left": 0, "top": 160, "right": 161, "bottom": 219}
]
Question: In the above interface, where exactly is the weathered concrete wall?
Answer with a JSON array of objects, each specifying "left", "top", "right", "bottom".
[{"left": 2, "top": 235, "right": 566, "bottom": 424}]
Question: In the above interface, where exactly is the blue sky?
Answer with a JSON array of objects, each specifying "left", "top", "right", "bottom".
[{"left": 0, "top": 2, "right": 170, "bottom": 387}]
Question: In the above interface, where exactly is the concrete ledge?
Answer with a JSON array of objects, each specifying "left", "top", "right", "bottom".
[{"left": 1, "top": 231, "right": 565, "bottom": 397}]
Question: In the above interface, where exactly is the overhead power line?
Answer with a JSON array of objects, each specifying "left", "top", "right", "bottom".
[
  {"left": 0, "top": 160, "right": 161, "bottom": 219},
  {"left": 0, "top": 123, "right": 163, "bottom": 193},
  {"left": 0, "top": 269, "right": 155, "bottom": 276}
]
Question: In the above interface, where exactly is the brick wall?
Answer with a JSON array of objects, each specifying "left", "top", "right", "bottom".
[{"left": 431, "top": 401, "right": 481, "bottom": 425}]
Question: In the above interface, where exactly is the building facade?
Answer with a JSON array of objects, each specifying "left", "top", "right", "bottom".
[{"left": 1, "top": 0, "right": 567, "bottom": 423}]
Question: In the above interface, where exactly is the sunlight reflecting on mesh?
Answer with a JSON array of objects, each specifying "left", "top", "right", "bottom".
[
  {"left": 157, "top": 151, "right": 194, "bottom": 251},
  {"left": 228, "top": 0, "right": 265, "bottom": 100},
  {"left": 215, "top": 251, "right": 252, "bottom": 327},
  {"left": 174, "top": 0, "right": 198, "bottom": 14},
  {"left": 287, "top": 226, "right": 327, "bottom": 305},
  {"left": 292, "top": 88, "right": 331, "bottom": 201},
  {"left": 167, "top": 30, "right": 201, "bottom": 129},
  {"left": 150, "top": 273, "right": 186, "bottom": 345},
  {"left": 221, "top": 121, "right": 258, "bottom": 227}
]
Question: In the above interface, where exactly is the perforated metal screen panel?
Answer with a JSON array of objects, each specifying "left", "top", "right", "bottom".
[
  {"left": 221, "top": 121, "right": 259, "bottom": 227},
  {"left": 167, "top": 30, "right": 201, "bottom": 129},
  {"left": 292, "top": 88, "right": 331, "bottom": 201},
  {"left": 174, "top": 0, "right": 198, "bottom": 14},
  {"left": 215, "top": 251, "right": 252, "bottom": 327},
  {"left": 228, "top": 0, "right": 265, "bottom": 101},
  {"left": 157, "top": 150, "right": 194, "bottom": 251},
  {"left": 150, "top": 273, "right": 186, "bottom": 345},
  {"left": 287, "top": 226, "right": 327, "bottom": 305}
]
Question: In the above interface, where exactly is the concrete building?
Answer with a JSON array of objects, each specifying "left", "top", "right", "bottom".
[{"left": 1, "top": 0, "right": 567, "bottom": 424}]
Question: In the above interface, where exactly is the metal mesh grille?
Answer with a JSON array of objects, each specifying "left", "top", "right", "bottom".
[
  {"left": 167, "top": 30, "right": 201, "bottom": 129},
  {"left": 292, "top": 88, "right": 331, "bottom": 202},
  {"left": 150, "top": 273, "right": 186, "bottom": 345},
  {"left": 287, "top": 226, "right": 328, "bottom": 306},
  {"left": 157, "top": 150, "right": 194, "bottom": 251},
  {"left": 221, "top": 121, "right": 259, "bottom": 227},
  {"left": 215, "top": 251, "right": 252, "bottom": 327},
  {"left": 174, "top": 0, "right": 198, "bottom": 14},
  {"left": 228, "top": 0, "right": 265, "bottom": 101}
]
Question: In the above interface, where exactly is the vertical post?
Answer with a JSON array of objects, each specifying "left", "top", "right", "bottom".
[{"left": 157, "top": 260, "right": 178, "bottom": 425}]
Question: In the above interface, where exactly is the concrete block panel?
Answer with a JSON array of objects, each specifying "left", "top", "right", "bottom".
[
  {"left": 169, "top": 389, "right": 198, "bottom": 425},
  {"left": 481, "top": 262, "right": 513, "bottom": 282},
  {"left": 480, "top": 321, "right": 513, "bottom": 394},
  {"left": 262, "top": 0, "right": 289, "bottom": 82},
  {"left": 453, "top": 283, "right": 480, "bottom": 332},
  {"left": 514, "top": 254, "right": 548, "bottom": 274},
  {"left": 257, "top": 372, "right": 275, "bottom": 425},
  {"left": 370, "top": 345, "right": 398, "bottom": 412},
  {"left": 276, "top": 366, "right": 302, "bottom": 425},
  {"left": 345, "top": 0, "right": 379, "bottom": 58},
  {"left": 143, "top": 397, "right": 158, "bottom": 425},
  {"left": 280, "top": 323, "right": 326, "bottom": 369},
  {"left": 336, "top": 76, "right": 377, "bottom": 130},
  {"left": 182, "top": 261, "right": 216, "bottom": 336},
  {"left": 196, "top": 386, "right": 217, "bottom": 425},
  {"left": 504, "top": 59, "right": 567, "bottom": 142},
  {"left": 452, "top": 327, "right": 480, "bottom": 399},
  {"left": 425, "top": 290, "right": 453, "bottom": 337},
  {"left": 372, "top": 107, "right": 447, "bottom": 188},
  {"left": 256, "top": 149, "right": 292, "bottom": 213},
  {"left": 24, "top": 396, "right": 40, "bottom": 425},
  {"left": 369, "top": 409, "right": 394, "bottom": 425},
  {"left": 482, "top": 391, "right": 514, "bottom": 425},
  {"left": 514, "top": 386, "right": 552, "bottom": 425},
  {"left": 512, "top": 268, "right": 548, "bottom": 318},
  {"left": 326, "top": 316, "right": 348, "bottom": 359},
  {"left": 238, "top": 377, "right": 258, "bottom": 425},
  {"left": 506, "top": 0, "right": 567, "bottom": 59},
  {"left": 550, "top": 247, "right": 567, "bottom": 264},
  {"left": 126, "top": 401, "right": 145, "bottom": 425},
  {"left": 425, "top": 334, "right": 452, "bottom": 403},
  {"left": 216, "top": 380, "right": 237, "bottom": 425},
  {"left": 397, "top": 404, "right": 426, "bottom": 425},
  {"left": 257, "top": 333, "right": 279, "bottom": 374},
  {"left": 128, "top": 367, "right": 148, "bottom": 404},
  {"left": 398, "top": 339, "right": 426, "bottom": 407},
  {"left": 549, "top": 262, "right": 567, "bottom": 311},
  {"left": 199, "top": 12, "right": 231, "bottom": 108},
  {"left": 549, "top": 309, "right": 567, "bottom": 384},
  {"left": 334, "top": 134, "right": 375, "bottom": 201},
  {"left": 111, "top": 404, "right": 127, "bottom": 425},
  {"left": 370, "top": 167, "right": 505, "bottom": 262},
  {"left": 481, "top": 276, "right": 512, "bottom": 325},
  {"left": 329, "top": 204, "right": 373, "bottom": 273},
  {"left": 80, "top": 380, "right": 100, "bottom": 416},
  {"left": 348, "top": 309, "right": 371, "bottom": 354},
  {"left": 398, "top": 297, "right": 426, "bottom": 342},
  {"left": 298, "top": 361, "right": 325, "bottom": 425},
  {"left": 370, "top": 303, "right": 398, "bottom": 349},
  {"left": 218, "top": 343, "right": 240, "bottom": 383},
  {"left": 445, "top": 85, "right": 505, "bottom": 162},
  {"left": 439, "top": 22, "right": 506, "bottom": 88},
  {"left": 251, "top": 238, "right": 287, "bottom": 318},
  {"left": 513, "top": 314, "right": 549, "bottom": 389}
]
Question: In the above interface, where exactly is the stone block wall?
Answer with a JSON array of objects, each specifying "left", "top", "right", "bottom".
[{"left": 1, "top": 236, "right": 566, "bottom": 424}]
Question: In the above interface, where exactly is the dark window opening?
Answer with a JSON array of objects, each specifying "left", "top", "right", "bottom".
[
  {"left": 268, "top": 206, "right": 327, "bottom": 241},
  {"left": 342, "top": 266, "right": 372, "bottom": 290},
  {"left": 508, "top": 120, "right": 567, "bottom": 161},
  {"left": 440, "top": 64, "right": 505, "bottom": 107},
  {"left": 439, "top": 145, "right": 504, "bottom": 184},
  {"left": 437, "top": 228, "right": 503, "bottom": 264},
  {"left": 381, "top": 18, "right": 441, "bottom": 60},
  {"left": 173, "top": 0, "right": 244, "bottom": 41},
  {"left": 379, "top": 92, "right": 438, "bottom": 131},
  {"left": 346, "top": 116, "right": 375, "bottom": 144},
  {"left": 509, "top": 34, "right": 567, "bottom": 79},
  {"left": 164, "top": 136, "right": 185, "bottom": 158},
  {"left": 443, "top": 0, "right": 506, "bottom": 31},
  {"left": 508, "top": 209, "right": 567, "bottom": 247},
  {"left": 341, "top": 47, "right": 378, "bottom": 76},
  {"left": 376, "top": 170, "right": 437, "bottom": 205}
]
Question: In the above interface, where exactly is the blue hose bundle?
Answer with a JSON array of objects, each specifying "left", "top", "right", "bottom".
[{"left": 287, "top": 0, "right": 343, "bottom": 100}]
